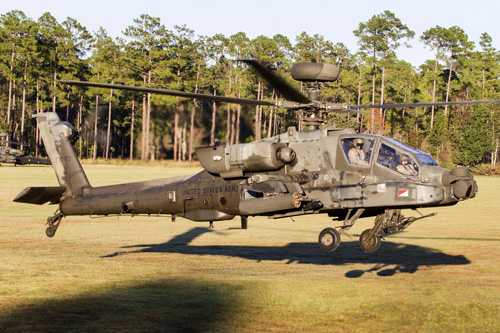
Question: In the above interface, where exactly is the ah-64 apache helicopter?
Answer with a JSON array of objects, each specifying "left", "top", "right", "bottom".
[
  {"left": 0, "top": 132, "right": 51, "bottom": 166},
  {"left": 13, "top": 60, "right": 498, "bottom": 253}
]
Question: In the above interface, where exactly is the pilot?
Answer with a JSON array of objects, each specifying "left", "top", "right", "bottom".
[
  {"left": 397, "top": 155, "right": 417, "bottom": 176},
  {"left": 348, "top": 138, "right": 369, "bottom": 165}
]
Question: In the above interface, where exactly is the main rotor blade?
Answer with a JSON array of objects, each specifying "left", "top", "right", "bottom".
[
  {"left": 338, "top": 110, "right": 371, "bottom": 114},
  {"left": 322, "top": 103, "right": 371, "bottom": 114},
  {"left": 353, "top": 100, "right": 500, "bottom": 109},
  {"left": 61, "top": 80, "right": 275, "bottom": 106},
  {"left": 240, "top": 60, "right": 311, "bottom": 104}
]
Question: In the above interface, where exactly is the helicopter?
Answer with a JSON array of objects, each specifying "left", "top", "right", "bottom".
[
  {"left": 0, "top": 132, "right": 51, "bottom": 166},
  {"left": 13, "top": 60, "right": 497, "bottom": 253}
]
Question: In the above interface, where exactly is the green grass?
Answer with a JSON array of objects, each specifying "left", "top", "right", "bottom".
[{"left": 1, "top": 164, "right": 499, "bottom": 332}]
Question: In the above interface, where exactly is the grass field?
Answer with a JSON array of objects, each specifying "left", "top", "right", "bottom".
[{"left": 1, "top": 164, "right": 499, "bottom": 332}]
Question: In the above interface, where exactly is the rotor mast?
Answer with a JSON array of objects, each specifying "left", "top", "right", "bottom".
[{"left": 301, "top": 82, "right": 324, "bottom": 130}]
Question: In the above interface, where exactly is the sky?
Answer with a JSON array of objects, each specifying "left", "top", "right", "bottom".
[{"left": 2, "top": 0, "right": 500, "bottom": 67}]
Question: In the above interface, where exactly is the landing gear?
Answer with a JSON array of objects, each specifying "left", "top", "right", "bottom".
[
  {"left": 359, "top": 209, "right": 437, "bottom": 253},
  {"left": 319, "top": 208, "right": 437, "bottom": 254},
  {"left": 319, "top": 208, "right": 365, "bottom": 253},
  {"left": 338, "top": 208, "right": 365, "bottom": 235},
  {"left": 358, "top": 212, "right": 385, "bottom": 253},
  {"left": 359, "top": 229, "right": 381, "bottom": 253},
  {"left": 318, "top": 227, "right": 341, "bottom": 253},
  {"left": 46, "top": 209, "right": 64, "bottom": 238},
  {"left": 241, "top": 216, "right": 248, "bottom": 229}
]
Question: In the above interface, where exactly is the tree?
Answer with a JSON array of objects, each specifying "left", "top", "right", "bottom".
[
  {"left": 478, "top": 33, "right": 500, "bottom": 166},
  {"left": 228, "top": 32, "right": 250, "bottom": 144},
  {"left": 294, "top": 32, "right": 333, "bottom": 63},
  {"left": 206, "top": 33, "right": 228, "bottom": 145},
  {"left": 187, "top": 35, "right": 208, "bottom": 160},
  {"left": 17, "top": 18, "right": 38, "bottom": 149},
  {"left": 456, "top": 107, "right": 492, "bottom": 166},
  {"left": 37, "top": 14, "right": 76, "bottom": 113},
  {"left": 90, "top": 27, "right": 124, "bottom": 160},
  {"left": 1, "top": 10, "right": 500, "bottom": 169},
  {"left": 123, "top": 14, "right": 170, "bottom": 161},
  {"left": 0, "top": 10, "right": 33, "bottom": 139},
  {"left": 168, "top": 25, "right": 197, "bottom": 161},
  {"left": 421, "top": 25, "right": 449, "bottom": 128},
  {"left": 354, "top": 11, "right": 414, "bottom": 133},
  {"left": 442, "top": 26, "right": 474, "bottom": 117},
  {"left": 248, "top": 35, "right": 293, "bottom": 138}
]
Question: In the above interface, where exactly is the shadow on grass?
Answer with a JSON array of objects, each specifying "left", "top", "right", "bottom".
[
  {"left": 387, "top": 235, "right": 500, "bottom": 242},
  {"left": 104, "top": 227, "right": 470, "bottom": 278},
  {"left": 0, "top": 279, "right": 242, "bottom": 332}
]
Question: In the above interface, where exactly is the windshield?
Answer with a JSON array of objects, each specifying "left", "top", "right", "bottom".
[
  {"left": 382, "top": 137, "right": 438, "bottom": 166},
  {"left": 415, "top": 153, "right": 438, "bottom": 166}
]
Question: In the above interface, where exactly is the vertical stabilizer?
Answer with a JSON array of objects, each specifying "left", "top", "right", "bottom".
[{"left": 35, "top": 112, "right": 91, "bottom": 197}]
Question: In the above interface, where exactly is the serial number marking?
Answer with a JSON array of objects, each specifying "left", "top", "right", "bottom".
[{"left": 54, "top": 156, "right": 71, "bottom": 163}]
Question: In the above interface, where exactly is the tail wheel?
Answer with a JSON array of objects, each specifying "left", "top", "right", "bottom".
[
  {"left": 46, "top": 226, "right": 57, "bottom": 238},
  {"left": 45, "top": 210, "right": 63, "bottom": 238},
  {"left": 318, "top": 227, "right": 341, "bottom": 253},
  {"left": 359, "top": 229, "right": 381, "bottom": 253}
]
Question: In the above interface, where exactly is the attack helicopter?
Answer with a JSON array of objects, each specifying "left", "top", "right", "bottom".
[
  {"left": 13, "top": 60, "right": 496, "bottom": 253},
  {"left": 0, "top": 132, "right": 50, "bottom": 166}
]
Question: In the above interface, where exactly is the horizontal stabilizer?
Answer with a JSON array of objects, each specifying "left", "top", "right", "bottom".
[{"left": 13, "top": 186, "right": 65, "bottom": 205}]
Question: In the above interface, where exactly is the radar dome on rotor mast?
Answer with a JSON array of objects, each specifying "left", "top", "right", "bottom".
[{"left": 290, "top": 63, "right": 340, "bottom": 82}]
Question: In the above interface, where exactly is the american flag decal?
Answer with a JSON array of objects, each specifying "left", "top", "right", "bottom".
[{"left": 398, "top": 189, "right": 409, "bottom": 197}]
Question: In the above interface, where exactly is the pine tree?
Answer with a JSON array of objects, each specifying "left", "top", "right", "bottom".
[
  {"left": 354, "top": 11, "right": 414, "bottom": 133},
  {"left": 123, "top": 14, "right": 170, "bottom": 161}
]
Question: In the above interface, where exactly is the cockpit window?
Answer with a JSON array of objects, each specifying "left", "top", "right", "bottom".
[
  {"left": 377, "top": 143, "right": 419, "bottom": 177},
  {"left": 341, "top": 137, "right": 375, "bottom": 167},
  {"left": 383, "top": 137, "right": 437, "bottom": 166}
]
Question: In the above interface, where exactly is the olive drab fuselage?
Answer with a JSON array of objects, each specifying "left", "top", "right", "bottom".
[{"left": 0, "top": 132, "right": 50, "bottom": 166}]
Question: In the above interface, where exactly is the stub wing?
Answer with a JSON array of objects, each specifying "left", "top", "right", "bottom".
[{"left": 13, "top": 186, "right": 66, "bottom": 205}]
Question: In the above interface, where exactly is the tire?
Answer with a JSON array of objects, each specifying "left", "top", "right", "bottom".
[
  {"left": 359, "top": 229, "right": 381, "bottom": 253},
  {"left": 318, "top": 227, "right": 341, "bottom": 253}
]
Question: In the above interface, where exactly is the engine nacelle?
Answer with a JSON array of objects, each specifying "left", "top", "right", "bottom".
[{"left": 196, "top": 141, "right": 295, "bottom": 177}]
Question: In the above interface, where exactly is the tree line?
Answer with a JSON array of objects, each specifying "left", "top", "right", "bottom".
[{"left": 1, "top": 9, "right": 499, "bottom": 168}]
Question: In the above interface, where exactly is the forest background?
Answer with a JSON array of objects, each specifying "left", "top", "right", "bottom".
[{"left": 1, "top": 9, "right": 500, "bottom": 172}]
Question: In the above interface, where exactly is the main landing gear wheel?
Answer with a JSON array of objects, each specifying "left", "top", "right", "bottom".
[
  {"left": 359, "top": 229, "right": 381, "bottom": 253},
  {"left": 318, "top": 227, "right": 341, "bottom": 253}
]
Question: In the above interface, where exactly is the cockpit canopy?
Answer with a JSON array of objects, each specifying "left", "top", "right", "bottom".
[
  {"left": 340, "top": 135, "right": 438, "bottom": 178},
  {"left": 382, "top": 137, "right": 438, "bottom": 166}
]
